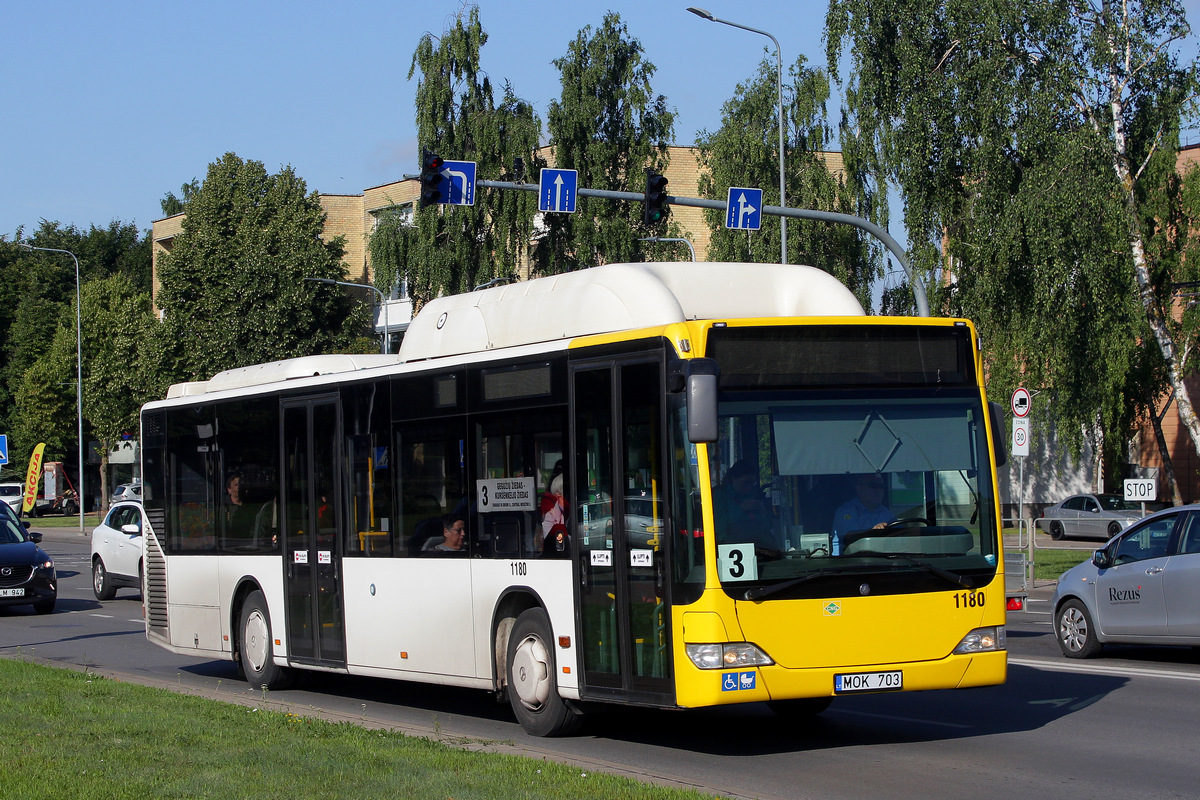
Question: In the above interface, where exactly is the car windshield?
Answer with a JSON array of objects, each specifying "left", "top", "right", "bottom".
[
  {"left": 0, "top": 485, "right": 20, "bottom": 497},
  {"left": 709, "top": 390, "right": 1000, "bottom": 599},
  {"left": 1097, "top": 494, "right": 1139, "bottom": 512},
  {"left": 0, "top": 503, "right": 30, "bottom": 545}
]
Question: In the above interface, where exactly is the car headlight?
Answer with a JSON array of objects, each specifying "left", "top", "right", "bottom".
[
  {"left": 685, "top": 642, "right": 774, "bottom": 669},
  {"left": 952, "top": 626, "right": 1006, "bottom": 654}
]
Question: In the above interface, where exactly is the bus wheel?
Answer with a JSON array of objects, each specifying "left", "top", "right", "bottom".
[
  {"left": 505, "top": 608, "right": 582, "bottom": 737},
  {"left": 767, "top": 697, "right": 833, "bottom": 717},
  {"left": 238, "top": 590, "right": 291, "bottom": 690}
]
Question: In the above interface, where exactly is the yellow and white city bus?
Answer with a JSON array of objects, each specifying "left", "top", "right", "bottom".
[{"left": 140, "top": 261, "right": 1008, "bottom": 736}]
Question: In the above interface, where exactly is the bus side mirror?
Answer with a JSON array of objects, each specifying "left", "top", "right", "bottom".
[
  {"left": 989, "top": 402, "right": 1008, "bottom": 467},
  {"left": 686, "top": 359, "right": 719, "bottom": 444}
]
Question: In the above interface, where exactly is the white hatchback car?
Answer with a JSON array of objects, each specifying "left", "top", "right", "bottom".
[{"left": 90, "top": 501, "right": 148, "bottom": 600}]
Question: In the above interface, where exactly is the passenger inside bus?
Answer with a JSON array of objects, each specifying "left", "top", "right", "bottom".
[
  {"left": 424, "top": 513, "right": 468, "bottom": 554},
  {"left": 713, "top": 460, "right": 781, "bottom": 551}
]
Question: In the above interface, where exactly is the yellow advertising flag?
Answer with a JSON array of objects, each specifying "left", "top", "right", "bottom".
[{"left": 22, "top": 443, "right": 45, "bottom": 514}]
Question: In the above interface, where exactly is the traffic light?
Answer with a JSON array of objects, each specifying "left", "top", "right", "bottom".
[
  {"left": 419, "top": 150, "right": 444, "bottom": 209},
  {"left": 643, "top": 171, "right": 669, "bottom": 225}
]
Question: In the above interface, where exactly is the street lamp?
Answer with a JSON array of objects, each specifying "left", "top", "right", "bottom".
[
  {"left": 304, "top": 277, "right": 390, "bottom": 355},
  {"left": 17, "top": 242, "right": 85, "bottom": 535},
  {"left": 639, "top": 236, "right": 697, "bottom": 262},
  {"left": 687, "top": 6, "right": 787, "bottom": 265}
]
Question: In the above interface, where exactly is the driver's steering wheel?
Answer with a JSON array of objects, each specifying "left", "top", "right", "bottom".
[{"left": 883, "top": 517, "right": 930, "bottom": 529}]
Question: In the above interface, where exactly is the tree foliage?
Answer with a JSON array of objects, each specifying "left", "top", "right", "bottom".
[
  {"left": 825, "top": 0, "right": 1198, "bottom": 464},
  {"left": 0, "top": 221, "right": 151, "bottom": 471},
  {"left": 696, "top": 55, "right": 879, "bottom": 308},
  {"left": 372, "top": 6, "right": 542, "bottom": 305},
  {"left": 537, "top": 11, "right": 677, "bottom": 274},
  {"left": 152, "top": 153, "right": 368, "bottom": 387},
  {"left": 160, "top": 178, "right": 200, "bottom": 218}
]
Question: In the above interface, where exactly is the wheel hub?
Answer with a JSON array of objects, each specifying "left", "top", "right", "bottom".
[
  {"left": 244, "top": 610, "right": 270, "bottom": 672},
  {"left": 510, "top": 634, "right": 551, "bottom": 709}
]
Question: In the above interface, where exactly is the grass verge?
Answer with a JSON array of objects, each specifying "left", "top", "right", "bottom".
[
  {"left": 0, "top": 658, "right": 721, "bottom": 800},
  {"left": 1032, "top": 548, "right": 1092, "bottom": 581},
  {"left": 24, "top": 511, "right": 102, "bottom": 529}
]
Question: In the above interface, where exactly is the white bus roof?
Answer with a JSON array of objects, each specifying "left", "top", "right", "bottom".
[
  {"left": 399, "top": 261, "right": 864, "bottom": 362},
  {"left": 165, "top": 261, "right": 864, "bottom": 399}
]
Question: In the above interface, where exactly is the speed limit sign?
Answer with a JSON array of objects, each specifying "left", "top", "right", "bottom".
[{"left": 1012, "top": 417, "right": 1030, "bottom": 457}]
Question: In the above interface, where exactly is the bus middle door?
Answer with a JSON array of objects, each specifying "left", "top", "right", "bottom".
[{"left": 281, "top": 395, "right": 346, "bottom": 668}]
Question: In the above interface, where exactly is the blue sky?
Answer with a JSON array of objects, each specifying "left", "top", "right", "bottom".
[{"left": 2, "top": 0, "right": 1198, "bottom": 239}]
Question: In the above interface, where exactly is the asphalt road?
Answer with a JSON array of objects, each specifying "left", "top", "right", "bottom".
[{"left": 5, "top": 531, "right": 1200, "bottom": 800}]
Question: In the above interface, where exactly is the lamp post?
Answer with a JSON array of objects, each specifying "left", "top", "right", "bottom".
[
  {"left": 687, "top": 6, "right": 787, "bottom": 265},
  {"left": 18, "top": 242, "right": 85, "bottom": 535},
  {"left": 304, "top": 277, "right": 389, "bottom": 354},
  {"left": 638, "top": 236, "right": 697, "bottom": 262}
]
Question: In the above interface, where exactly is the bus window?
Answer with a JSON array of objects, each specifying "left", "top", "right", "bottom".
[
  {"left": 165, "top": 408, "right": 218, "bottom": 553},
  {"left": 474, "top": 411, "right": 566, "bottom": 558},
  {"left": 396, "top": 421, "right": 467, "bottom": 556},
  {"left": 344, "top": 381, "right": 393, "bottom": 557},
  {"left": 216, "top": 397, "right": 280, "bottom": 555}
]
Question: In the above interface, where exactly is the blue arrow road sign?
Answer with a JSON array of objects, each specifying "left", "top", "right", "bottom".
[
  {"left": 725, "top": 187, "right": 763, "bottom": 230},
  {"left": 0, "top": 434, "right": 7, "bottom": 465},
  {"left": 539, "top": 168, "right": 578, "bottom": 213},
  {"left": 439, "top": 160, "right": 476, "bottom": 206}
]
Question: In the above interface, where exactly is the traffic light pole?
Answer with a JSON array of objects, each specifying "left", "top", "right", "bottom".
[{"left": 475, "top": 179, "right": 930, "bottom": 317}]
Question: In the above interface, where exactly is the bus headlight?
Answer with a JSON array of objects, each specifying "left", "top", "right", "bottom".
[
  {"left": 685, "top": 643, "right": 774, "bottom": 670},
  {"left": 952, "top": 626, "right": 1007, "bottom": 654}
]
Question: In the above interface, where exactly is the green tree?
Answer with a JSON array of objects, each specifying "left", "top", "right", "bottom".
[
  {"left": 10, "top": 302, "right": 77, "bottom": 470},
  {"left": 152, "top": 152, "right": 367, "bottom": 386},
  {"left": 825, "top": 0, "right": 1197, "bottom": 465},
  {"left": 160, "top": 178, "right": 200, "bottom": 218},
  {"left": 1, "top": 221, "right": 151, "bottom": 470},
  {"left": 537, "top": 11, "right": 677, "bottom": 274},
  {"left": 80, "top": 274, "right": 157, "bottom": 508},
  {"left": 376, "top": 6, "right": 541, "bottom": 305},
  {"left": 696, "top": 55, "right": 879, "bottom": 308}
]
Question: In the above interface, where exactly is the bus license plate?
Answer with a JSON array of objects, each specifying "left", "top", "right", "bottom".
[
  {"left": 0, "top": 588, "right": 25, "bottom": 598},
  {"left": 834, "top": 670, "right": 902, "bottom": 693}
]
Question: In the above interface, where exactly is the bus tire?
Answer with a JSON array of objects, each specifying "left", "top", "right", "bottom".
[
  {"left": 505, "top": 608, "right": 582, "bottom": 737},
  {"left": 238, "top": 590, "right": 291, "bottom": 690},
  {"left": 767, "top": 696, "right": 833, "bottom": 717}
]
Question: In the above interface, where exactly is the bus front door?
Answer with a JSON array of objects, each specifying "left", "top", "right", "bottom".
[
  {"left": 572, "top": 359, "right": 673, "bottom": 704},
  {"left": 281, "top": 396, "right": 346, "bottom": 667}
]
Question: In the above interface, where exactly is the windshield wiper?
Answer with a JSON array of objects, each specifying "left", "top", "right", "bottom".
[
  {"left": 742, "top": 565, "right": 881, "bottom": 601},
  {"left": 849, "top": 551, "right": 979, "bottom": 589}
]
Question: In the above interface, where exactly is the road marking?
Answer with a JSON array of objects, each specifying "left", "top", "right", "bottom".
[
  {"left": 90, "top": 613, "right": 114, "bottom": 619},
  {"left": 1010, "top": 656, "right": 1200, "bottom": 682}
]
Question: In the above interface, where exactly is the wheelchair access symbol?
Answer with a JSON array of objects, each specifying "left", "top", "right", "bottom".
[{"left": 721, "top": 671, "right": 756, "bottom": 692}]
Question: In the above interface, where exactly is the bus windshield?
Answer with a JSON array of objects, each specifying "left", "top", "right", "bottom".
[{"left": 709, "top": 390, "right": 999, "bottom": 599}]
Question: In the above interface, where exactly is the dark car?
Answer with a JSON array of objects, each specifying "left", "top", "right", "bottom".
[{"left": 0, "top": 502, "right": 56, "bottom": 613}]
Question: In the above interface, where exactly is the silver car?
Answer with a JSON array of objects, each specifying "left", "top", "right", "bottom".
[
  {"left": 1040, "top": 493, "right": 1142, "bottom": 540},
  {"left": 1051, "top": 504, "right": 1200, "bottom": 658}
]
